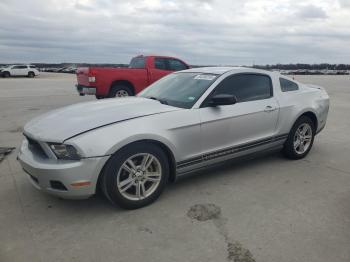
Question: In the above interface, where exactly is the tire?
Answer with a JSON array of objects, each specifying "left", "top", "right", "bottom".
[
  {"left": 28, "top": 71, "right": 35, "bottom": 78},
  {"left": 2, "top": 71, "right": 10, "bottom": 78},
  {"left": 95, "top": 95, "right": 104, "bottom": 99},
  {"left": 283, "top": 116, "right": 315, "bottom": 159},
  {"left": 101, "top": 142, "right": 169, "bottom": 209},
  {"left": 108, "top": 85, "right": 133, "bottom": 98}
]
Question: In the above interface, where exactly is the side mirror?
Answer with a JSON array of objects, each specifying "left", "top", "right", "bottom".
[{"left": 209, "top": 94, "right": 237, "bottom": 106}]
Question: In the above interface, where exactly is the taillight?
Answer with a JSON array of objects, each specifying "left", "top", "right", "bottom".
[{"left": 88, "top": 68, "right": 96, "bottom": 82}]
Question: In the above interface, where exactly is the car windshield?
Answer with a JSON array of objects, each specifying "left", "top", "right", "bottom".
[{"left": 138, "top": 72, "right": 219, "bottom": 109}]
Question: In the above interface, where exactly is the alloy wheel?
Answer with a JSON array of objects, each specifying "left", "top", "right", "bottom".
[
  {"left": 293, "top": 123, "right": 313, "bottom": 154},
  {"left": 116, "top": 153, "right": 162, "bottom": 201}
]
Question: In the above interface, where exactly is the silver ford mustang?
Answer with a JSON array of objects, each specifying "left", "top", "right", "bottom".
[{"left": 18, "top": 67, "right": 329, "bottom": 209}]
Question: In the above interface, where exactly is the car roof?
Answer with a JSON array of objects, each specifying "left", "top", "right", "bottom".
[{"left": 180, "top": 66, "right": 276, "bottom": 76}]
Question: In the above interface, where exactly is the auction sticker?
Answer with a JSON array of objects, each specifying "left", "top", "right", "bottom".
[{"left": 194, "top": 74, "right": 217, "bottom": 81}]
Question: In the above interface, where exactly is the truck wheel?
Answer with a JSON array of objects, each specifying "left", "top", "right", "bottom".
[
  {"left": 283, "top": 116, "right": 315, "bottom": 159},
  {"left": 2, "top": 71, "right": 10, "bottom": 78},
  {"left": 101, "top": 142, "right": 169, "bottom": 209},
  {"left": 28, "top": 71, "right": 35, "bottom": 78},
  {"left": 108, "top": 85, "right": 133, "bottom": 98}
]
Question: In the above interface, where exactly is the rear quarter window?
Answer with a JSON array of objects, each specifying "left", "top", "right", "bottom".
[{"left": 280, "top": 78, "right": 299, "bottom": 92}]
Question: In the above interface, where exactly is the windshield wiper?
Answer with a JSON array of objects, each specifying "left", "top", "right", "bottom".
[{"left": 148, "top": 96, "right": 168, "bottom": 105}]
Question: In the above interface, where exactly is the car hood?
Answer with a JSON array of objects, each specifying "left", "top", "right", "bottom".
[{"left": 24, "top": 97, "right": 181, "bottom": 143}]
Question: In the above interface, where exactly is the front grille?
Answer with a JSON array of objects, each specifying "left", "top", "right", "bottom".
[{"left": 25, "top": 135, "right": 48, "bottom": 158}]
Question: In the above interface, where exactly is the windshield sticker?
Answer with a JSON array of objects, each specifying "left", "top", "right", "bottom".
[
  {"left": 194, "top": 74, "right": 216, "bottom": 81},
  {"left": 188, "top": 96, "right": 195, "bottom": 101}
]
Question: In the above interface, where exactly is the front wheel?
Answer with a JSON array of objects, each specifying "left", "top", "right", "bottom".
[
  {"left": 2, "top": 71, "right": 10, "bottom": 78},
  {"left": 101, "top": 142, "right": 169, "bottom": 209},
  {"left": 283, "top": 116, "right": 315, "bottom": 159}
]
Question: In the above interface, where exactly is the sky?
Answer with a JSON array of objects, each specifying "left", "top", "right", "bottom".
[{"left": 0, "top": 0, "right": 350, "bottom": 65}]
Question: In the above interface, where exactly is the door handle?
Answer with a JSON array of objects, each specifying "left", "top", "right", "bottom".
[{"left": 264, "top": 106, "right": 276, "bottom": 112}]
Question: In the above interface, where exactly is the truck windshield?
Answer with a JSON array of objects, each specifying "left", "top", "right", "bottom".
[
  {"left": 138, "top": 72, "right": 218, "bottom": 109},
  {"left": 129, "top": 57, "right": 145, "bottom": 69}
]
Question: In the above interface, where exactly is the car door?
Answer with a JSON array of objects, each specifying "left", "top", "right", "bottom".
[
  {"left": 199, "top": 73, "right": 279, "bottom": 157},
  {"left": 13, "top": 65, "right": 27, "bottom": 76},
  {"left": 11, "top": 65, "right": 21, "bottom": 76}
]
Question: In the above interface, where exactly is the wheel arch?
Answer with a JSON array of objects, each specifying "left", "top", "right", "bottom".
[
  {"left": 96, "top": 139, "right": 177, "bottom": 192},
  {"left": 297, "top": 111, "right": 318, "bottom": 131},
  {"left": 110, "top": 80, "right": 135, "bottom": 95}
]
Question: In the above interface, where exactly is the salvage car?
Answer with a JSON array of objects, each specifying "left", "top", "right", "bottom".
[
  {"left": 18, "top": 67, "right": 329, "bottom": 209},
  {"left": 76, "top": 55, "right": 189, "bottom": 99}
]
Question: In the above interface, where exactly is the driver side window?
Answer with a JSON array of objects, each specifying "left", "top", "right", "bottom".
[{"left": 213, "top": 74, "right": 273, "bottom": 102}]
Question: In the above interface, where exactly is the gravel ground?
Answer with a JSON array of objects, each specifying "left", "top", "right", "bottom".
[{"left": 0, "top": 72, "right": 349, "bottom": 262}]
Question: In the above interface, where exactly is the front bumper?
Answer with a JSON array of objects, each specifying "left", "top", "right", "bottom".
[
  {"left": 76, "top": 84, "right": 96, "bottom": 96},
  {"left": 17, "top": 140, "right": 109, "bottom": 199}
]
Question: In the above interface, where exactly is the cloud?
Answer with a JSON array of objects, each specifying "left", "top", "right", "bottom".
[
  {"left": 338, "top": 0, "right": 350, "bottom": 8},
  {"left": 0, "top": 0, "right": 349, "bottom": 64},
  {"left": 296, "top": 4, "right": 328, "bottom": 19}
]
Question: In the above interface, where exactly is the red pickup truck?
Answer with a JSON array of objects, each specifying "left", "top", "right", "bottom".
[{"left": 76, "top": 55, "right": 189, "bottom": 99}]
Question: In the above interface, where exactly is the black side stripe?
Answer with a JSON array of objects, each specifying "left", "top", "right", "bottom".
[{"left": 177, "top": 134, "right": 288, "bottom": 169}]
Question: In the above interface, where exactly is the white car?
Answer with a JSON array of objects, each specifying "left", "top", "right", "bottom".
[
  {"left": 1, "top": 65, "right": 40, "bottom": 78},
  {"left": 17, "top": 67, "right": 329, "bottom": 209}
]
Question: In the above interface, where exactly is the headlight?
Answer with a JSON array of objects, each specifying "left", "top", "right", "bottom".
[{"left": 49, "top": 143, "right": 81, "bottom": 160}]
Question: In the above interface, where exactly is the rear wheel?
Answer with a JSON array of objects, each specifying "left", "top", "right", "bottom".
[
  {"left": 101, "top": 142, "right": 169, "bottom": 209},
  {"left": 108, "top": 85, "right": 133, "bottom": 98},
  {"left": 28, "top": 71, "right": 35, "bottom": 78},
  {"left": 283, "top": 116, "right": 315, "bottom": 159}
]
